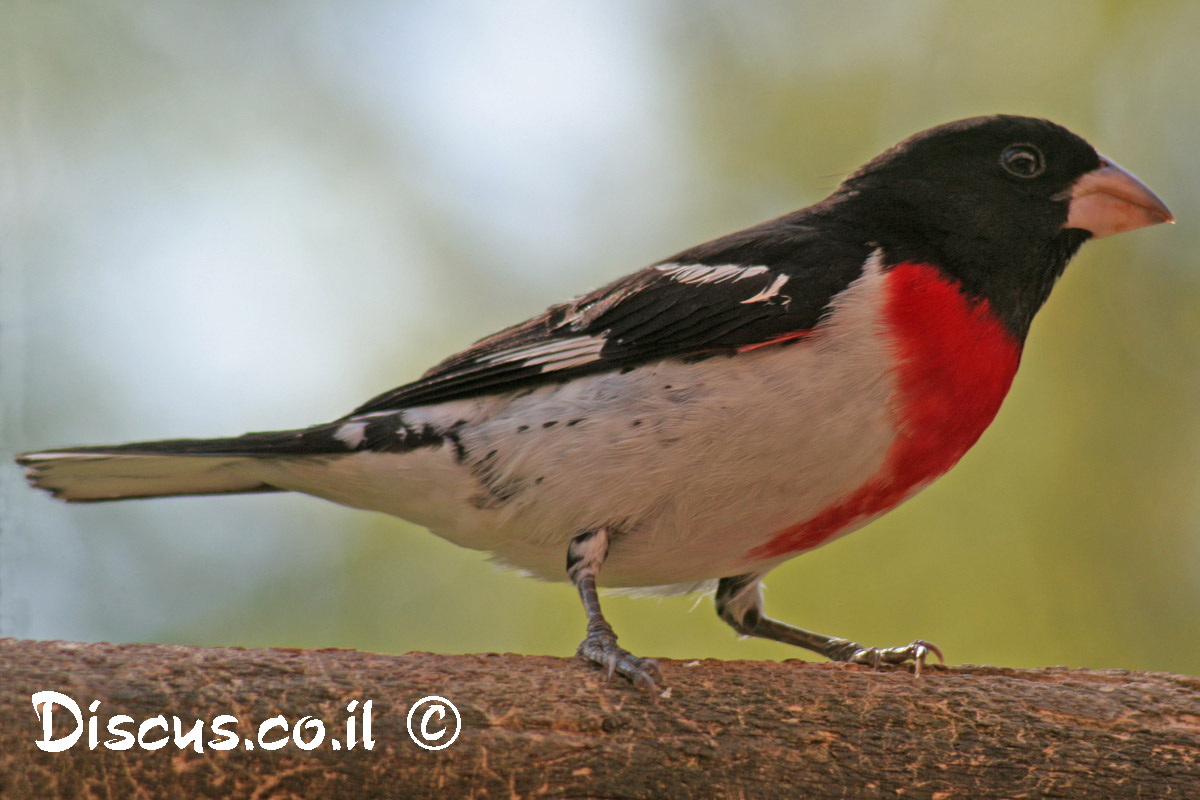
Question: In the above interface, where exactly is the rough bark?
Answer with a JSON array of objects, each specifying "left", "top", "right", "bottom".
[{"left": 1, "top": 638, "right": 1197, "bottom": 799}]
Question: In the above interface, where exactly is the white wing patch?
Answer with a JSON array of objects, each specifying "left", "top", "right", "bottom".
[
  {"left": 482, "top": 336, "right": 606, "bottom": 373},
  {"left": 334, "top": 421, "right": 368, "bottom": 448},
  {"left": 740, "top": 274, "right": 790, "bottom": 305},
  {"left": 655, "top": 263, "right": 769, "bottom": 285}
]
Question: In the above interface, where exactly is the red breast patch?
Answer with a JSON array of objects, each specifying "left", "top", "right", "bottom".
[{"left": 749, "top": 262, "right": 1022, "bottom": 559}]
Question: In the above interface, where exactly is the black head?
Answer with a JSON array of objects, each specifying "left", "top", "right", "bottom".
[{"left": 824, "top": 115, "right": 1171, "bottom": 339}]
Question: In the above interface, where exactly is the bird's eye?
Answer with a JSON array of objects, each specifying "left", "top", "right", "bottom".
[{"left": 1000, "top": 144, "right": 1045, "bottom": 178}]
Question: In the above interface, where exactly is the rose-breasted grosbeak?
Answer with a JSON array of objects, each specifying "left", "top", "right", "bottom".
[{"left": 18, "top": 116, "right": 1173, "bottom": 690}]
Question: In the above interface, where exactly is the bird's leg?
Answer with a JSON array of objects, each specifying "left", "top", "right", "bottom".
[
  {"left": 567, "top": 528, "right": 662, "bottom": 690},
  {"left": 715, "top": 573, "right": 944, "bottom": 676}
]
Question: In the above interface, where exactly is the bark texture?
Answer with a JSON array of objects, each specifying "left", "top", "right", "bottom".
[{"left": 1, "top": 637, "right": 1197, "bottom": 799}]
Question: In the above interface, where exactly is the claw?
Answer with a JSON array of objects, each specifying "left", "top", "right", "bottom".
[
  {"left": 577, "top": 633, "right": 662, "bottom": 691},
  {"left": 839, "top": 638, "right": 944, "bottom": 676}
]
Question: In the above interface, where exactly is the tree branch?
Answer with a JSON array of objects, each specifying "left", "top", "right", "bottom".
[{"left": 1, "top": 638, "right": 1197, "bottom": 798}]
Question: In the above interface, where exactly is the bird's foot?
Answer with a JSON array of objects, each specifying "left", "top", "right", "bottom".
[
  {"left": 576, "top": 627, "right": 662, "bottom": 690},
  {"left": 823, "top": 638, "right": 944, "bottom": 677}
]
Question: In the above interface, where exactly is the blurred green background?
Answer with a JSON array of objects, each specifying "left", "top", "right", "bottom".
[{"left": 2, "top": 1, "right": 1198, "bottom": 676}]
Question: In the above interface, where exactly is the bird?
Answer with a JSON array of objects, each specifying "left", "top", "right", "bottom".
[{"left": 17, "top": 115, "right": 1173, "bottom": 691}]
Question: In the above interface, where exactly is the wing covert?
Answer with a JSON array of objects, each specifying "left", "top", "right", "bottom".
[{"left": 350, "top": 218, "right": 872, "bottom": 414}]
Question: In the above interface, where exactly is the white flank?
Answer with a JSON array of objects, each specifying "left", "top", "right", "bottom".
[{"left": 257, "top": 249, "right": 903, "bottom": 591}]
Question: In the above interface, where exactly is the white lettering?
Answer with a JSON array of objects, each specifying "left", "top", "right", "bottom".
[
  {"left": 29, "top": 692, "right": 388, "bottom": 753},
  {"left": 291, "top": 716, "right": 325, "bottom": 751},
  {"left": 420, "top": 705, "right": 447, "bottom": 742},
  {"left": 105, "top": 715, "right": 136, "bottom": 750},
  {"left": 137, "top": 716, "right": 169, "bottom": 750},
  {"left": 208, "top": 714, "right": 240, "bottom": 751},
  {"left": 361, "top": 700, "right": 374, "bottom": 750},
  {"left": 173, "top": 717, "right": 205, "bottom": 754},
  {"left": 87, "top": 700, "right": 101, "bottom": 749},
  {"left": 258, "top": 715, "right": 289, "bottom": 751},
  {"left": 31, "top": 691, "right": 83, "bottom": 753}
]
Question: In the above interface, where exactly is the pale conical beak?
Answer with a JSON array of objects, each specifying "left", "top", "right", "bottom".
[{"left": 1063, "top": 155, "right": 1174, "bottom": 238}]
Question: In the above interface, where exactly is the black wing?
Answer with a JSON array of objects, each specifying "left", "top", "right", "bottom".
[{"left": 350, "top": 213, "right": 872, "bottom": 414}]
